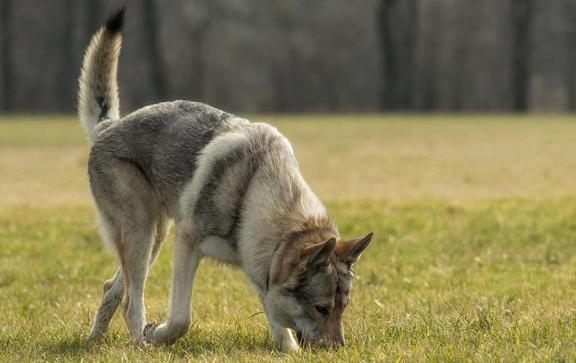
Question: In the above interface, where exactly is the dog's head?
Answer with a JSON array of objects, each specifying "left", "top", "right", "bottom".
[{"left": 264, "top": 232, "right": 373, "bottom": 348}]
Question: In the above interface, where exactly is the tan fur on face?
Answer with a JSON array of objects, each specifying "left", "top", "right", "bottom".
[
  {"left": 271, "top": 231, "right": 373, "bottom": 288},
  {"left": 270, "top": 219, "right": 337, "bottom": 287}
]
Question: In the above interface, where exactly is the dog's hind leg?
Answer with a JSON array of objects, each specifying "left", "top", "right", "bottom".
[
  {"left": 119, "top": 221, "right": 156, "bottom": 343},
  {"left": 88, "top": 268, "right": 124, "bottom": 340},
  {"left": 88, "top": 155, "right": 160, "bottom": 343},
  {"left": 144, "top": 221, "right": 202, "bottom": 345},
  {"left": 88, "top": 213, "right": 169, "bottom": 340}
]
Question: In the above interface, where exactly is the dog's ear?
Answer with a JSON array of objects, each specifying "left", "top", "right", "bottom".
[
  {"left": 335, "top": 232, "right": 373, "bottom": 266},
  {"left": 299, "top": 237, "right": 336, "bottom": 269},
  {"left": 272, "top": 237, "right": 336, "bottom": 287}
]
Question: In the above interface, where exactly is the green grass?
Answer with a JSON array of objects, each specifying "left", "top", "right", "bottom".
[{"left": 2, "top": 115, "right": 576, "bottom": 361}]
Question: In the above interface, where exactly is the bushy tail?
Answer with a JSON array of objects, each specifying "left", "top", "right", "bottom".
[{"left": 78, "top": 7, "right": 125, "bottom": 142}]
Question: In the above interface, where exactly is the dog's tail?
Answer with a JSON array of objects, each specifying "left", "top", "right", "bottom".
[{"left": 78, "top": 7, "right": 125, "bottom": 142}]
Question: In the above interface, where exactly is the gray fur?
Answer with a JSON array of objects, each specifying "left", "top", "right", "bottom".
[
  {"left": 90, "top": 101, "right": 240, "bottom": 217},
  {"left": 80, "top": 10, "right": 372, "bottom": 351}
]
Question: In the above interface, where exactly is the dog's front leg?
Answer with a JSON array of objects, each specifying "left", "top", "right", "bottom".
[
  {"left": 262, "top": 290, "right": 300, "bottom": 352},
  {"left": 270, "top": 322, "right": 300, "bottom": 353},
  {"left": 144, "top": 225, "right": 201, "bottom": 345}
]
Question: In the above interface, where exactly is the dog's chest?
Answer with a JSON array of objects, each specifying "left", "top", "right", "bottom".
[{"left": 198, "top": 235, "right": 241, "bottom": 265}]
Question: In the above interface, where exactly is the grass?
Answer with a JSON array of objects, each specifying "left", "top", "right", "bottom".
[{"left": 2, "top": 114, "right": 576, "bottom": 361}]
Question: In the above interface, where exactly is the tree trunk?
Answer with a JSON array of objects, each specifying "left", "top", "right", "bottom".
[
  {"left": 1, "top": 0, "right": 13, "bottom": 111},
  {"left": 510, "top": 0, "right": 534, "bottom": 111},
  {"left": 142, "top": 0, "right": 168, "bottom": 101},
  {"left": 569, "top": 2, "right": 576, "bottom": 110},
  {"left": 84, "top": 0, "right": 100, "bottom": 42},
  {"left": 60, "top": 0, "right": 76, "bottom": 111},
  {"left": 377, "top": 0, "right": 398, "bottom": 110}
]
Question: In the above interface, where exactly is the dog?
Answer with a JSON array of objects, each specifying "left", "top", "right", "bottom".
[{"left": 80, "top": 8, "right": 373, "bottom": 351}]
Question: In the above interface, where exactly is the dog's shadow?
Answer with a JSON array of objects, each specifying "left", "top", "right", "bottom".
[
  {"left": 40, "top": 334, "right": 101, "bottom": 358},
  {"left": 40, "top": 327, "right": 273, "bottom": 358},
  {"left": 170, "top": 326, "right": 273, "bottom": 356}
]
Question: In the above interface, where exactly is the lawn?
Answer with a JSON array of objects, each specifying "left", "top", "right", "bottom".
[{"left": 2, "top": 114, "right": 576, "bottom": 361}]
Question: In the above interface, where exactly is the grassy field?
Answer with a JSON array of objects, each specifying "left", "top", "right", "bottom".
[{"left": 2, "top": 115, "right": 576, "bottom": 361}]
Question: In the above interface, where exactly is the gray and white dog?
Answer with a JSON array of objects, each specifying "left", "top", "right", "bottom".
[{"left": 80, "top": 8, "right": 373, "bottom": 351}]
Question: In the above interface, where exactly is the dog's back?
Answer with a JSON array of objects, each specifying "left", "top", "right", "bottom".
[{"left": 90, "top": 100, "right": 248, "bottom": 215}]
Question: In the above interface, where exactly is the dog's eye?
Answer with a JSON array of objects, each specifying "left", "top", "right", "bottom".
[{"left": 315, "top": 305, "right": 329, "bottom": 316}]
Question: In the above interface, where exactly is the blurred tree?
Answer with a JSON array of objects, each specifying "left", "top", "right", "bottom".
[
  {"left": 142, "top": 0, "right": 168, "bottom": 101},
  {"left": 511, "top": 0, "right": 534, "bottom": 111},
  {"left": 529, "top": 0, "right": 575, "bottom": 111},
  {"left": 378, "top": 0, "right": 419, "bottom": 110},
  {"left": 84, "top": 0, "right": 101, "bottom": 41},
  {"left": 0, "top": 0, "right": 575, "bottom": 113},
  {"left": 1, "top": 0, "right": 13, "bottom": 111},
  {"left": 59, "top": 0, "right": 77, "bottom": 111},
  {"left": 570, "top": 3, "right": 576, "bottom": 110},
  {"left": 183, "top": 0, "right": 216, "bottom": 102}
]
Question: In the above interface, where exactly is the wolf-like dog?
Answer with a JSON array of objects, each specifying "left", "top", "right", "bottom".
[{"left": 80, "top": 8, "right": 373, "bottom": 351}]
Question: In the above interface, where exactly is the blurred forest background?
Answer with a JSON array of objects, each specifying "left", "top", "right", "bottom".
[{"left": 0, "top": 0, "right": 575, "bottom": 113}]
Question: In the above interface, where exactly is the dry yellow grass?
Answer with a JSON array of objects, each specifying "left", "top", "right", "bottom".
[{"left": 3, "top": 114, "right": 576, "bottom": 207}]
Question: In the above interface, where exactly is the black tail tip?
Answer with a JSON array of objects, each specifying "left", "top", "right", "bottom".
[{"left": 105, "top": 6, "right": 126, "bottom": 33}]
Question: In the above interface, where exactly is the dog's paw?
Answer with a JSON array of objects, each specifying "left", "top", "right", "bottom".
[
  {"left": 143, "top": 322, "right": 159, "bottom": 344},
  {"left": 283, "top": 341, "right": 301, "bottom": 353},
  {"left": 276, "top": 338, "right": 301, "bottom": 353},
  {"left": 87, "top": 324, "right": 108, "bottom": 342},
  {"left": 86, "top": 331, "right": 101, "bottom": 342}
]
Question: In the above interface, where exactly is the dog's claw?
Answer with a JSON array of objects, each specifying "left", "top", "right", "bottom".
[{"left": 143, "top": 322, "right": 158, "bottom": 342}]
